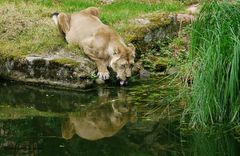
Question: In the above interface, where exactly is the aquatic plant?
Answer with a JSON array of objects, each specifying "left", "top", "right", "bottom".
[{"left": 186, "top": 0, "right": 240, "bottom": 127}]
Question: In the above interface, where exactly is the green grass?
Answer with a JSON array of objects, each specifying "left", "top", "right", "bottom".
[
  {"left": 0, "top": 0, "right": 185, "bottom": 59},
  {"left": 0, "top": 2, "right": 66, "bottom": 59},
  {"left": 185, "top": 0, "right": 240, "bottom": 128}
]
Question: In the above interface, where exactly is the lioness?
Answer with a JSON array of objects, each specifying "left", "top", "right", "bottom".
[
  {"left": 52, "top": 7, "right": 135, "bottom": 85},
  {"left": 62, "top": 89, "right": 136, "bottom": 140},
  {"left": 62, "top": 103, "right": 135, "bottom": 140}
]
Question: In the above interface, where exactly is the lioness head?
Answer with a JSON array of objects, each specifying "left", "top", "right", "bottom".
[{"left": 110, "top": 43, "right": 135, "bottom": 85}]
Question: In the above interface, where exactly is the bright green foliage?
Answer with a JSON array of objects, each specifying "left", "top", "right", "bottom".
[{"left": 187, "top": 0, "right": 240, "bottom": 127}]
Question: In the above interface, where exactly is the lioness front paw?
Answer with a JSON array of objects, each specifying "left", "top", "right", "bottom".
[{"left": 97, "top": 71, "right": 110, "bottom": 80}]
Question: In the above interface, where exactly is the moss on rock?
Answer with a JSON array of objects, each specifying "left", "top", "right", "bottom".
[
  {"left": 50, "top": 58, "right": 80, "bottom": 68},
  {"left": 123, "top": 13, "right": 180, "bottom": 54},
  {"left": 123, "top": 12, "right": 194, "bottom": 56},
  {"left": 124, "top": 13, "right": 172, "bottom": 41}
]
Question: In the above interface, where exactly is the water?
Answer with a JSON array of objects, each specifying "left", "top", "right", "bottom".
[{"left": 0, "top": 77, "right": 239, "bottom": 156}]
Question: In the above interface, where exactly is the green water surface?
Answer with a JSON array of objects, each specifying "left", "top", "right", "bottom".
[{"left": 0, "top": 77, "right": 239, "bottom": 156}]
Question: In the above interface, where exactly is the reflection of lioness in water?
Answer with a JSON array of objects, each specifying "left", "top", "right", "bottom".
[
  {"left": 52, "top": 7, "right": 136, "bottom": 85},
  {"left": 62, "top": 103, "right": 136, "bottom": 141}
]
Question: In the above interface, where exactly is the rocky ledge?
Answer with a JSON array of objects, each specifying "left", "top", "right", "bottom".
[{"left": 0, "top": 50, "right": 96, "bottom": 89}]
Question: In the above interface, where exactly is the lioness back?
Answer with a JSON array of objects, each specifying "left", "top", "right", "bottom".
[{"left": 66, "top": 12, "right": 105, "bottom": 45}]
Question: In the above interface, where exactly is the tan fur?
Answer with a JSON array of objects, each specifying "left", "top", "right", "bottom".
[
  {"left": 81, "top": 7, "right": 101, "bottom": 17},
  {"left": 53, "top": 7, "right": 135, "bottom": 83},
  {"left": 61, "top": 90, "right": 136, "bottom": 140},
  {"left": 58, "top": 13, "right": 71, "bottom": 34}
]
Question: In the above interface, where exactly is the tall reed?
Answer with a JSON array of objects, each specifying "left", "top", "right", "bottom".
[{"left": 186, "top": 0, "right": 240, "bottom": 127}]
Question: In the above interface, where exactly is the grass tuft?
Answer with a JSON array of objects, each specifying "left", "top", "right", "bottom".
[{"left": 185, "top": 0, "right": 240, "bottom": 127}]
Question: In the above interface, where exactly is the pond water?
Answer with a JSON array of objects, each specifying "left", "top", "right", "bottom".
[{"left": 0, "top": 77, "right": 239, "bottom": 156}]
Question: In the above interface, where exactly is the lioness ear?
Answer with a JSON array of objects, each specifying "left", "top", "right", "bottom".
[
  {"left": 128, "top": 43, "right": 136, "bottom": 57},
  {"left": 128, "top": 43, "right": 135, "bottom": 52},
  {"left": 58, "top": 13, "right": 71, "bottom": 34}
]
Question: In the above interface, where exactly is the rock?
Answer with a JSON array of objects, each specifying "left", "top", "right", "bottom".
[
  {"left": 139, "top": 69, "right": 151, "bottom": 79},
  {"left": 176, "top": 14, "right": 195, "bottom": 24},
  {"left": 133, "top": 18, "right": 151, "bottom": 25},
  {"left": 166, "top": 67, "right": 178, "bottom": 75},
  {"left": 124, "top": 13, "right": 194, "bottom": 54},
  {"left": 99, "top": 0, "right": 115, "bottom": 5},
  {"left": 186, "top": 4, "right": 200, "bottom": 14},
  {"left": 0, "top": 50, "right": 96, "bottom": 89}
]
